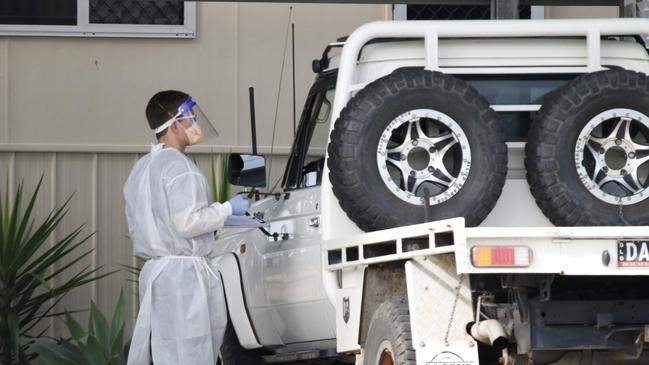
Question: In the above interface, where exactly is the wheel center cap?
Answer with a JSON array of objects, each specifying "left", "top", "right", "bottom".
[
  {"left": 407, "top": 146, "right": 431, "bottom": 171},
  {"left": 599, "top": 139, "right": 634, "bottom": 176},
  {"left": 402, "top": 139, "right": 436, "bottom": 178}
]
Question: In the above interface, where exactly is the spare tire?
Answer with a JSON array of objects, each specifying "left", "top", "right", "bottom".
[
  {"left": 327, "top": 68, "right": 507, "bottom": 231},
  {"left": 526, "top": 69, "right": 649, "bottom": 226}
]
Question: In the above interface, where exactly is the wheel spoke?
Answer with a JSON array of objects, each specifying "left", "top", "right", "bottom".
[
  {"left": 622, "top": 172, "right": 643, "bottom": 193},
  {"left": 586, "top": 136, "right": 606, "bottom": 157},
  {"left": 438, "top": 139, "right": 458, "bottom": 158},
  {"left": 422, "top": 132, "right": 454, "bottom": 147},
  {"left": 410, "top": 177, "right": 424, "bottom": 194},
  {"left": 607, "top": 117, "right": 633, "bottom": 140},
  {"left": 414, "top": 118, "right": 426, "bottom": 140},
  {"left": 386, "top": 157, "right": 410, "bottom": 190},
  {"left": 387, "top": 142, "right": 407, "bottom": 154},
  {"left": 596, "top": 175, "right": 614, "bottom": 188},
  {"left": 426, "top": 168, "right": 454, "bottom": 187},
  {"left": 633, "top": 145, "right": 649, "bottom": 166},
  {"left": 403, "top": 120, "right": 415, "bottom": 141},
  {"left": 623, "top": 117, "right": 634, "bottom": 140},
  {"left": 434, "top": 167, "right": 454, "bottom": 186},
  {"left": 593, "top": 168, "right": 609, "bottom": 186}
]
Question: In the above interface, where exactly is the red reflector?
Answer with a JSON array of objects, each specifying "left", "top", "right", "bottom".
[{"left": 491, "top": 247, "right": 514, "bottom": 266}]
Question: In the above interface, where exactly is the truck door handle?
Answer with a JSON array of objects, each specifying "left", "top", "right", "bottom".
[{"left": 308, "top": 217, "right": 320, "bottom": 228}]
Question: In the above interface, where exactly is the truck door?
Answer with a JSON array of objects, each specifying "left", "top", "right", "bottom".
[{"left": 260, "top": 76, "right": 337, "bottom": 345}]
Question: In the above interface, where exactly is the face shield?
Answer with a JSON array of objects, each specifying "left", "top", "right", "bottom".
[{"left": 154, "top": 97, "right": 220, "bottom": 144}]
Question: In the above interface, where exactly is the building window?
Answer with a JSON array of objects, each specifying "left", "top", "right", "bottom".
[
  {"left": 406, "top": 4, "right": 532, "bottom": 20},
  {"left": 407, "top": 5, "right": 492, "bottom": 20},
  {"left": 89, "top": 0, "right": 184, "bottom": 25},
  {"left": 393, "top": 3, "right": 541, "bottom": 20},
  {"left": 0, "top": 0, "right": 77, "bottom": 25},
  {"left": 0, "top": 0, "right": 195, "bottom": 38}
]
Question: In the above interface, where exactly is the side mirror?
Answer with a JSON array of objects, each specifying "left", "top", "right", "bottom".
[{"left": 228, "top": 153, "right": 267, "bottom": 188}]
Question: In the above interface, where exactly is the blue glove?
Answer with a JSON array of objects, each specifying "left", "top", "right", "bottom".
[{"left": 228, "top": 194, "right": 252, "bottom": 216}]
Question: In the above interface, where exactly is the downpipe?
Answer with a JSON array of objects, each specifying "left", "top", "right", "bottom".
[{"left": 466, "top": 319, "right": 514, "bottom": 365}]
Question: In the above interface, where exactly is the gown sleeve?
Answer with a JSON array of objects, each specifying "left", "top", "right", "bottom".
[{"left": 163, "top": 160, "right": 233, "bottom": 238}]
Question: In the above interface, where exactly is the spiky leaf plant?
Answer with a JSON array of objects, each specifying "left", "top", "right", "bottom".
[
  {"left": 211, "top": 154, "right": 230, "bottom": 204},
  {"left": 32, "top": 292, "right": 129, "bottom": 365},
  {"left": 0, "top": 177, "right": 111, "bottom": 364}
]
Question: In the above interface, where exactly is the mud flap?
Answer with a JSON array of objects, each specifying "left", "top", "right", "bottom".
[
  {"left": 405, "top": 255, "right": 479, "bottom": 365},
  {"left": 335, "top": 266, "right": 366, "bottom": 353}
]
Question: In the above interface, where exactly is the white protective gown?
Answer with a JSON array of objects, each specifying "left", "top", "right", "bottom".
[{"left": 124, "top": 144, "right": 230, "bottom": 365}]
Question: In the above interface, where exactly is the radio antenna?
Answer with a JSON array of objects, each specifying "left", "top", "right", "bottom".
[
  {"left": 267, "top": 5, "right": 293, "bottom": 191},
  {"left": 292, "top": 22, "right": 296, "bottom": 136}
]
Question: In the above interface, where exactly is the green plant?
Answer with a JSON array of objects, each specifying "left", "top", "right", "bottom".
[
  {"left": 0, "top": 177, "right": 110, "bottom": 364},
  {"left": 211, "top": 154, "right": 231, "bottom": 204},
  {"left": 33, "top": 292, "right": 129, "bottom": 365}
]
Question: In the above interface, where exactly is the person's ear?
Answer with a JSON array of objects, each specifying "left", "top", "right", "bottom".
[{"left": 169, "top": 121, "right": 180, "bottom": 136}]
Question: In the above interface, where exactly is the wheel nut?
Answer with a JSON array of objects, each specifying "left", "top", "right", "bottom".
[
  {"left": 429, "top": 147, "right": 435, "bottom": 153},
  {"left": 428, "top": 166, "right": 434, "bottom": 172},
  {"left": 628, "top": 152, "right": 636, "bottom": 159},
  {"left": 412, "top": 140, "right": 418, "bottom": 146},
  {"left": 401, "top": 154, "right": 407, "bottom": 161},
  {"left": 616, "top": 139, "right": 623, "bottom": 145},
  {"left": 621, "top": 169, "right": 628, "bottom": 175},
  {"left": 410, "top": 171, "right": 416, "bottom": 176},
  {"left": 599, "top": 148, "right": 605, "bottom": 154},
  {"left": 603, "top": 166, "right": 609, "bottom": 173}
]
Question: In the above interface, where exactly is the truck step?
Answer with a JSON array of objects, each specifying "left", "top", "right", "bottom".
[{"left": 263, "top": 348, "right": 339, "bottom": 363}]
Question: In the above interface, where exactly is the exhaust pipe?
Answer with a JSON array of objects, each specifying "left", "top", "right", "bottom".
[{"left": 466, "top": 319, "right": 509, "bottom": 351}]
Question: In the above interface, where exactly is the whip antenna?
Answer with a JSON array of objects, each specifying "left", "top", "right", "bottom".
[
  {"left": 292, "top": 22, "right": 296, "bottom": 136},
  {"left": 267, "top": 5, "right": 293, "bottom": 192}
]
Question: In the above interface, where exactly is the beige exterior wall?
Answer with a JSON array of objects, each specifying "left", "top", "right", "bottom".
[
  {"left": 1, "top": 3, "right": 389, "bottom": 151},
  {"left": 0, "top": 2, "right": 388, "bottom": 343}
]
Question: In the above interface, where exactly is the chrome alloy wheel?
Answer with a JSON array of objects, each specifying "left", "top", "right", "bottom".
[
  {"left": 377, "top": 109, "right": 471, "bottom": 206},
  {"left": 575, "top": 108, "right": 649, "bottom": 205}
]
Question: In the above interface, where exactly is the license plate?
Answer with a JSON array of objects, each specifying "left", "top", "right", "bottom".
[{"left": 618, "top": 240, "right": 649, "bottom": 267}]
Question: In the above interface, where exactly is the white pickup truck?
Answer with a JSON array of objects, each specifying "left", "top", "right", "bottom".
[{"left": 214, "top": 18, "right": 649, "bottom": 365}]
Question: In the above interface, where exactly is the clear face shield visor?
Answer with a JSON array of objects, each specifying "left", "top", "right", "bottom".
[{"left": 154, "top": 97, "right": 220, "bottom": 143}]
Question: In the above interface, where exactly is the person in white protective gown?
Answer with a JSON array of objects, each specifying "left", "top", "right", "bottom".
[{"left": 123, "top": 90, "right": 251, "bottom": 365}]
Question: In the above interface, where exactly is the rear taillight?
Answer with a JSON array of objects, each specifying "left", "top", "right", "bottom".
[{"left": 471, "top": 246, "right": 532, "bottom": 268}]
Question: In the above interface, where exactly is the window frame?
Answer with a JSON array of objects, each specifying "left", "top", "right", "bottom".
[
  {"left": 0, "top": 0, "right": 196, "bottom": 38},
  {"left": 282, "top": 71, "right": 337, "bottom": 191}
]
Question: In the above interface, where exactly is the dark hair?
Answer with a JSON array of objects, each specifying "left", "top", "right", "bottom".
[{"left": 145, "top": 90, "right": 189, "bottom": 139}]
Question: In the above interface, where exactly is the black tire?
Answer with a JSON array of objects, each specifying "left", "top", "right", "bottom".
[
  {"left": 363, "top": 298, "right": 416, "bottom": 365},
  {"left": 327, "top": 68, "right": 507, "bottom": 231},
  {"left": 218, "top": 322, "right": 264, "bottom": 365},
  {"left": 526, "top": 69, "right": 649, "bottom": 226}
]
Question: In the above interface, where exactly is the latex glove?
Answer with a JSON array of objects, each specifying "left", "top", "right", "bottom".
[{"left": 228, "top": 194, "right": 252, "bottom": 216}]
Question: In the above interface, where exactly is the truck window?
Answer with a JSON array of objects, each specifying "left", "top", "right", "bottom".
[
  {"left": 282, "top": 87, "right": 336, "bottom": 190},
  {"left": 306, "top": 90, "right": 334, "bottom": 160},
  {"left": 458, "top": 74, "right": 578, "bottom": 141}
]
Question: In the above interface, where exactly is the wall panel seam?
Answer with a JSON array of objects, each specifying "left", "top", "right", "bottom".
[
  {"left": 235, "top": 3, "right": 240, "bottom": 147},
  {"left": 131, "top": 154, "right": 139, "bottom": 325},
  {"left": 8, "top": 152, "right": 14, "bottom": 201},
  {"left": 49, "top": 152, "right": 57, "bottom": 336},
  {"left": 91, "top": 153, "right": 98, "bottom": 303},
  {"left": 2, "top": 39, "right": 8, "bottom": 143}
]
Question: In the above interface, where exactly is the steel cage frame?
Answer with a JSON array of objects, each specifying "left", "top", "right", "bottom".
[{"left": 330, "top": 18, "right": 649, "bottom": 128}]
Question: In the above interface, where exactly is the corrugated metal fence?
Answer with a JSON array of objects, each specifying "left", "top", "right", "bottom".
[{"left": 0, "top": 150, "right": 288, "bottom": 342}]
